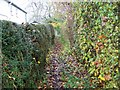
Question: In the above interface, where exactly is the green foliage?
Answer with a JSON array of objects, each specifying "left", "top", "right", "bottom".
[
  {"left": 1, "top": 20, "right": 55, "bottom": 88},
  {"left": 46, "top": 17, "right": 70, "bottom": 51},
  {"left": 51, "top": 2, "right": 119, "bottom": 88},
  {"left": 44, "top": 2, "right": 119, "bottom": 88},
  {"left": 1, "top": 1, "right": 119, "bottom": 88},
  {"left": 46, "top": 17, "right": 64, "bottom": 36},
  {"left": 72, "top": 2, "right": 119, "bottom": 88}
]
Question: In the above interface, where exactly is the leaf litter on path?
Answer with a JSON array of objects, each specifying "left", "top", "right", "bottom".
[{"left": 44, "top": 40, "right": 88, "bottom": 88}]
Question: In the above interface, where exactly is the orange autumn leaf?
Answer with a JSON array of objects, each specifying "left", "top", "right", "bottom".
[
  {"left": 94, "top": 60, "right": 102, "bottom": 68},
  {"left": 104, "top": 74, "right": 112, "bottom": 81},
  {"left": 98, "top": 35, "right": 103, "bottom": 39},
  {"left": 94, "top": 60, "right": 99, "bottom": 65},
  {"left": 98, "top": 35, "right": 106, "bottom": 39}
]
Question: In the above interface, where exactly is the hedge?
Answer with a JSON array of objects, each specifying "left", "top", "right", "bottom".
[
  {"left": 72, "top": 2, "right": 119, "bottom": 88},
  {"left": 1, "top": 20, "right": 55, "bottom": 88}
]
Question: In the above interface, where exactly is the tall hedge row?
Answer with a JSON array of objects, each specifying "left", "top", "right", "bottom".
[
  {"left": 1, "top": 20, "right": 55, "bottom": 88},
  {"left": 72, "top": 2, "right": 119, "bottom": 88}
]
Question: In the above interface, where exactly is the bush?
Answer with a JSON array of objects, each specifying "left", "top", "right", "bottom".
[
  {"left": 1, "top": 20, "right": 55, "bottom": 88},
  {"left": 72, "top": 2, "right": 119, "bottom": 88}
]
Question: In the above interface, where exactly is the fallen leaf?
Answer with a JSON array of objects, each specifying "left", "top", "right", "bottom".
[
  {"left": 38, "top": 61, "right": 40, "bottom": 64},
  {"left": 98, "top": 75, "right": 105, "bottom": 81},
  {"left": 104, "top": 74, "right": 111, "bottom": 81},
  {"left": 98, "top": 35, "right": 106, "bottom": 39}
]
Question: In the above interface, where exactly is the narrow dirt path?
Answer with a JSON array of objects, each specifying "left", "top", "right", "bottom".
[
  {"left": 45, "top": 39, "right": 88, "bottom": 88},
  {"left": 46, "top": 40, "right": 64, "bottom": 88}
]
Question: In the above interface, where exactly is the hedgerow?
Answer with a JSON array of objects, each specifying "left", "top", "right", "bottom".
[
  {"left": 72, "top": 2, "right": 119, "bottom": 88},
  {"left": 1, "top": 20, "right": 55, "bottom": 88}
]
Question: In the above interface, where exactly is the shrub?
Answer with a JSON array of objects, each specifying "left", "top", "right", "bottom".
[
  {"left": 72, "top": 2, "right": 119, "bottom": 88},
  {"left": 1, "top": 20, "right": 55, "bottom": 88}
]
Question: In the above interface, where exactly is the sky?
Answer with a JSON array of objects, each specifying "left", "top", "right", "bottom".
[
  {"left": 0, "top": 0, "right": 29, "bottom": 23},
  {"left": 0, "top": 0, "right": 118, "bottom": 24},
  {"left": 0, "top": 0, "right": 89, "bottom": 24},
  {"left": 11, "top": 0, "right": 29, "bottom": 9},
  {"left": 0, "top": 0, "right": 52, "bottom": 23}
]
